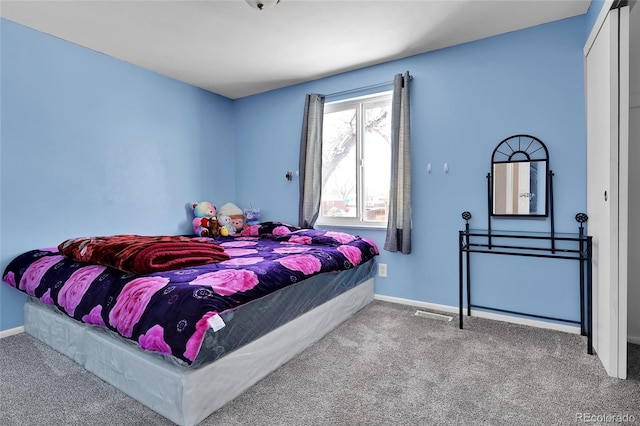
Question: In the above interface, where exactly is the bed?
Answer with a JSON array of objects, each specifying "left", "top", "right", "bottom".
[{"left": 2, "top": 222, "right": 379, "bottom": 425}]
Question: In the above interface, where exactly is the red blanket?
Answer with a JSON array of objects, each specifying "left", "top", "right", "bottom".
[{"left": 58, "top": 235, "right": 230, "bottom": 274}]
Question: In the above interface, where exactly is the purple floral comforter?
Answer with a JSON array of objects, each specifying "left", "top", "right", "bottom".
[{"left": 2, "top": 222, "right": 379, "bottom": 365}]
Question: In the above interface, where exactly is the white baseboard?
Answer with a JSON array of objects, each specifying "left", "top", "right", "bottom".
[
  {"left": 0, "top": 326, "right": 25, "bottom": 339},
  {"left": 628, "top": 335, "right": 640, "bottom": 345},
  {"left": 374, "top": 294, "right": 581, "bottom": 335}
]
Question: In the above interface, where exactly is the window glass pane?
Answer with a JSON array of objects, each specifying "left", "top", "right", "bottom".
[
  {"left": 321, "top": 108, "right": 357, "bottom": 218},
  {"left": 363, "top": 104, "right": 391, "bottom": 222},
  {"left": 319, "top": 92, "right": 391, "bottom": 226}
]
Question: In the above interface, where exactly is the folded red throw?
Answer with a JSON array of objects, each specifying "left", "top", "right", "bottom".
[{"left": 58, "top": 235, "right": 230, "bottom": 274}]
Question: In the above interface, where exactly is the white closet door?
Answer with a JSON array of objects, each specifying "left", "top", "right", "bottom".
[
  {"left": 629, "top": 2, "right": 640, "bottom": 346},
  {"left": 585, "top": 6, "right": 629, "bottom": 379}
]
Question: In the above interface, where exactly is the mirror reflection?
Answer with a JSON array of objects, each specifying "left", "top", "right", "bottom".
[{"left": 492, "top": 160, "right": 546, "bottom": 215}]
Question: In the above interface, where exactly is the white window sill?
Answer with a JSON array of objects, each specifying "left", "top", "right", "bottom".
[{"left": 314, "top": 221, "right": 386, "bottom": 231}]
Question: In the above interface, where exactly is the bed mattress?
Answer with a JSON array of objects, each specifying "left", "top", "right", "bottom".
[{"left": 3, "top": 222, "right": 379, "bottom": 366}]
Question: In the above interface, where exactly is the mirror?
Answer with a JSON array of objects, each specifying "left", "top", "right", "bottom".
[
  {"left": 490, "top": 135, "right": 550, "bottom": 217},
  {"left": 492, "top": 160, "right": 546, "bottom": 215}
]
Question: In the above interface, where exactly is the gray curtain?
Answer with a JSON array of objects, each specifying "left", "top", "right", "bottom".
[
  {"left": 384, "top": 72, "right": 412, "bottom": 254},
  {"left": 298, "top": 93, "right": 325, "bottom": 228}
]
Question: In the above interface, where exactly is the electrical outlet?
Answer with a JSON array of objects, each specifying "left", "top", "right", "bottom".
[{"left": 378, "top": 263, "right": 387, "bottom": 277}]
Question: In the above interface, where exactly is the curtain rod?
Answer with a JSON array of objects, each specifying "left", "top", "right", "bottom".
[{"left": 324, "top": 73, "right": 413, "bottom": 99}]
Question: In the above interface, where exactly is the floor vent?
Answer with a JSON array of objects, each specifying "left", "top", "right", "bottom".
[{"left": 414, "top": 310, "right": 453, "bottom": 322}]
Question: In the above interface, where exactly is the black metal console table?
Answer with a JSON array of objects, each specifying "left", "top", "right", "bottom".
[{"left": 458, "top": 212, "right": 593, "bottom": 354}]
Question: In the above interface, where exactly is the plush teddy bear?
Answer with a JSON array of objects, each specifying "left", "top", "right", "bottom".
[
  {"left": 191, "top": 201, "right": 220, "bottom": 237},
  {"left": 218, "top": 214, "right": 236, "bottom": 236}
]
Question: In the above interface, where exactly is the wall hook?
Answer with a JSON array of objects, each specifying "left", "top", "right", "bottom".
[
  {"left": 285, "top": 171, "right": 293, "bottom": 181},
  {"left": 444, "top": 163, "right": 449, "bottom": 173}
]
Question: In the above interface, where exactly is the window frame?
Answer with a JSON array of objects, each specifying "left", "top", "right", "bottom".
[{"left": 316, "top": 90, "right": 392, "bottom": 229}]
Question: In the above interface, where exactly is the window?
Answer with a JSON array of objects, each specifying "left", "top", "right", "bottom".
[{"left": 318, "top": 91, "right": 392, "bottom": 227}]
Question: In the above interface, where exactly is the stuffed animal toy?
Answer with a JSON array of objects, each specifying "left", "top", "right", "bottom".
[
  {"left": 219, "top": 202, "right": 248, "bottom": 233},
  {"left": 244, "top": 205, "right": 261, "bottom": 225},
  {"left": 231, "top": 217, "right": 246, "bottom": 233},
  {"left": 191, "top": 201, "right": 220, "bottom": 237},
  {"left": 218, "top": 215, "right": 236, "bottom": 236}
]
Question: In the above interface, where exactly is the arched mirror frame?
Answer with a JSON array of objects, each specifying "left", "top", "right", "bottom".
[{"left": 487, "top": 134, "right": 554, "bottom": 235}]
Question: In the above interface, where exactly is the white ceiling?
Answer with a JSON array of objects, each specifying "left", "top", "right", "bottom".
[{"left": 1, "top": 0, "right": 591, "bottom": 99}]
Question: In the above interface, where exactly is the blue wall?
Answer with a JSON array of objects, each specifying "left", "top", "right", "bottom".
[
  {"left": 585, "top": 0, "right": 609, "bottom": 39},
  {"left": 234, "top": 15, "right": 589, "bottom": 322},
  {"left": 0, "top": 19, "right": 235, "bottom": 330},
  {"left": 1, "top": 9, "right": 597, "bottom": 331}
]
